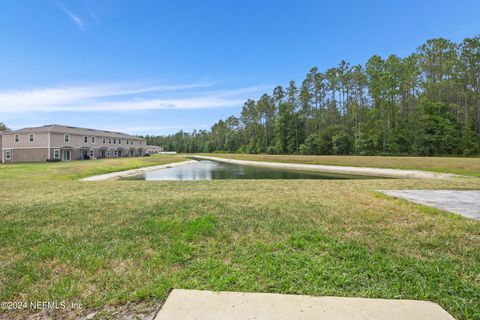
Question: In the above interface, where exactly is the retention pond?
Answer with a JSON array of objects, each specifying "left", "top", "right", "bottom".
[{"left": 122, "top": 160, "right": 383, "bottom": 181}]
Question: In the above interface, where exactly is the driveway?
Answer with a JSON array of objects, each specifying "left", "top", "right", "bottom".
[{"left": 381, "top": 190, "right": 480, "bottom": 220}]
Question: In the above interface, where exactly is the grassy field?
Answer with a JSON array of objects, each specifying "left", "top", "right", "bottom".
[
  {"left": 0, "top": 154, "right": 187, "bottom": 180},
  {"left": 0, "top": 155, "right": 480, "bottom": 319},
  {"left": 201, "top": 153, "right": 480, "bottom": 177}
]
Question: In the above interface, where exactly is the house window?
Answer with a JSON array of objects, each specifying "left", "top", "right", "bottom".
[
  {"left": 113, "top": 138, "right": 116, "bottom": 144},
  {"left": 64, "top": 134, "right": 70, "bottom": 142},
  {"left": 53, "top": 149, "right": 60, "bottom": 159},
  {"left": 109, "top": 138, "right": 112, "bottom": 144},
  {"left": 107, "top": 149, "right": 111, "bottom": 157},
  {"left": 5, "top": 150, "right": 12, "bottom": 160},
  {"left": 102, "top": 137, "right": 106, "bottom": 144},
  {"left": 91, "top": 136, "right": 95, "bottom": 144},
  {"left": 118, "top": 139, "right": 122, "bottom": 144},
  {"left": 89, "top": 149, "right": 94, "bottom": 158},
  {"left": 114, "top": 150, "right": 118, "bottom": 156},
  {"left": 29, "top": 133, "right": 35, "bottom": 142},
  {"left": 84, "top": 136, "right": 88, "bottom": 143},
  {"left": 14, "top": 134, "right": 20, "bottom": 143}
]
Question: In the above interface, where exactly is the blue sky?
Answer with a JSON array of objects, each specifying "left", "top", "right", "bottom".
[{"left": 0, "top": 0, "right": 479, "bottom": 135}]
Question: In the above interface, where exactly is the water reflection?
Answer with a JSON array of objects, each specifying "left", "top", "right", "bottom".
[{"left": 123, "top": 160, "right": 378, "bottom": 181}]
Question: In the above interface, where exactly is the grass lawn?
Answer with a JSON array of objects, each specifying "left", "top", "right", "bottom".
[
  {"left": 200, "top": 153, "right": 480, "bottom": 177},
  {"left": 0, "top": 155, "right": 479, "bottom": 319},
  {"left": 0, "top": 154, "right": 187, "bottom": 180}
]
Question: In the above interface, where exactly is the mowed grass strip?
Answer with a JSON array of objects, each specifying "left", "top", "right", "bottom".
[
  {"left": 0, "top": 154, "right": 187, "bottom": 180},
  {"left": 201, "top": 153, "right": 480, "bottom": 177},
  {"left": 1, "top": 178, "right": 479, "bottom": 319}
]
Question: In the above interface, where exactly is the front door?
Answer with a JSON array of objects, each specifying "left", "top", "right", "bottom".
[{"left": 62, "top": 150, "right": 71, "bottom": 161}]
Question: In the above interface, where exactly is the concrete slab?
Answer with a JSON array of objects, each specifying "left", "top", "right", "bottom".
[
  {"left": 381, "top": 190, "right": 480, "bottom": 220},
  {"left": 155, "top": 289, "right": 455, "bottom": 320}
]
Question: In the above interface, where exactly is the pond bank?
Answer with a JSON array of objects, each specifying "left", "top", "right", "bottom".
[
  {"left": 191, "top": 155, "right": 457, "bottom": 179},
  {"left": 80, "top": 160, "right": 197, "bottom": 181}
]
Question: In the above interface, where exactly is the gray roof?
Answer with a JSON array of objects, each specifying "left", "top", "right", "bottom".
[{"left": 7, "top": 124, "right": 145, "bottom": 140}]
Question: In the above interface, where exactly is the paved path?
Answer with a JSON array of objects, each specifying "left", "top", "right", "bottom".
[
  {"left": 80, "top": 160, "right": 197, "bottom": 181},
  {"left": 192, "top": 156, "right": 456, "bottom": 179},
  {"left": 381, "top": 190, "right": 480, "bottom": 220},
  {"left": 155, "top": 289, "right": 454, "bottom": 320}
]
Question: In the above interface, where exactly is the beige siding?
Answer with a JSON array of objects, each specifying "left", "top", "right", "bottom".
[
  {"left": 3, "top": 127, "right": 145, "bottom": 162},
  {"left": 72, "top": 149, "right": 81, "bottom": 160},
  {"left": 2, "top": 132, "right": 48, "bottom": 149},
  {"left": 50, "top": 132, "right": 144, "bottom": 149},
  {"left": 9, "top": 148, "right": 48, "bottom": 162},
  {"left": 50, "top": 132, "right": 70, "bottom": 147},
  {"left": 50, "top": 132, "right": 94, "bottom": 148}
]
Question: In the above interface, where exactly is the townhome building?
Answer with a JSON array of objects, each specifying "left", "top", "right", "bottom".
[{"left": 1, "top": 124, "right": 146, "bottom": 163}]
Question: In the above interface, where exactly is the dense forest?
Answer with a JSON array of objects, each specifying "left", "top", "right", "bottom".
[{"left": 151, "top": 36, "right": 479, "bottom": 156}]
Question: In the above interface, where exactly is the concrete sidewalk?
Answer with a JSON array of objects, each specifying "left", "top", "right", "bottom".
[
  {"left": 155, "top": 289, "right": 455, "bottom": 320},
  {"left": 381, "top": 190, "right": 480, "bottom": 220},
  {"left": 80, "top": 160, "right": 197, "bottom": 181}
]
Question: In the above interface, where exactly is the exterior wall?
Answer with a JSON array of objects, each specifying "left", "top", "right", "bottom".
[
  {"left": 3, "top": 132, "right": 49, "bottom": 149},
  {"left": 51, "top": 132, "right": 85, "bottom": 148},
  {"left": 146, "top": 146, "right": 163, "bottom": 154},
  {"left": 2, "top": 132, "right": 49, "bottom": 163},
  {"left": 2, "top": 130, "right": 145, "bottom": 163},
  {"left": 72, "top": 149, "right": 81, "bottom": 160},
  {"left": 7, "top": 148, "right": 49, "bottom": 163},
  {"left": 50, "top": 132, "right": 145, "bottom": 151}
]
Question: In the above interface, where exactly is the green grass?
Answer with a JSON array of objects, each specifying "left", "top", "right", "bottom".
[
  {"left": 0, "top": 154, "right": 187, "bottom": 180},
  {"left": 1, "top": 180, "right": 480, "bottom": 318},
  {"left": 0, "top": 155, "right": 479, "bottom": 319},
  {"left": 200, "top": 153, "right": 480, "bottom": 177}
]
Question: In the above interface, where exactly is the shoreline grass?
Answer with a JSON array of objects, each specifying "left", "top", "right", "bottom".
[{"left": 199, "top": 153, "right": 480, "bottom": 177}]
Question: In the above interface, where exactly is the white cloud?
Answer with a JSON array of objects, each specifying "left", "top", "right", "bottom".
[
  {"left": 0, "top": 82, "right": 266, "bottom": 113},
  {"left": 62, "top": 6, "right": 85, "bottom": 31}
]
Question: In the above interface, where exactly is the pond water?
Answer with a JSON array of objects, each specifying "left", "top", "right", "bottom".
[{"left": 122, "top": 160, "right": 380, "bottom": 181}]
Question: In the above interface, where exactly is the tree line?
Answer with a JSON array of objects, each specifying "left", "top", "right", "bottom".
[{"left": 150, "top": 36, "right": 479, "bottom": 156}]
